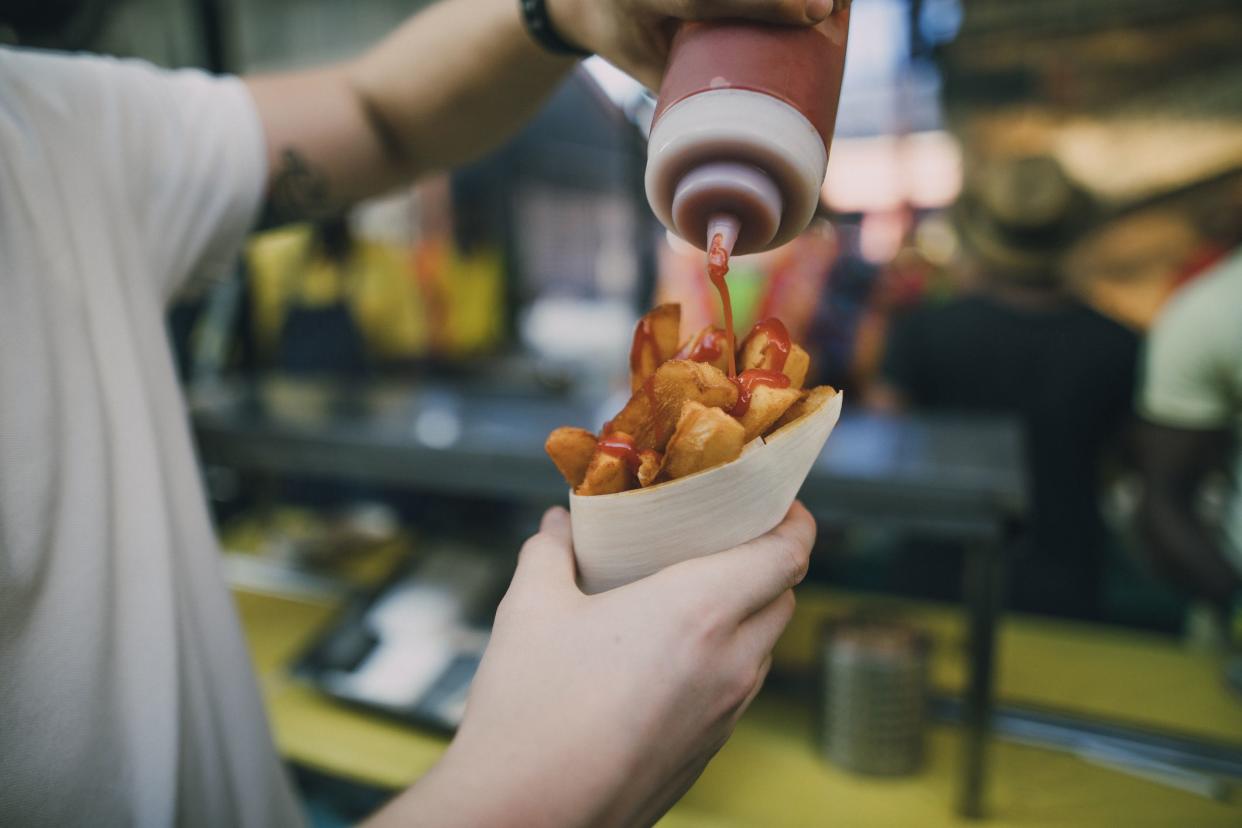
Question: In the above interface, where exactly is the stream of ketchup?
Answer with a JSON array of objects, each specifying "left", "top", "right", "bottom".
[
  {"left": 707, "top": 233, "right": 737, "bottom": 378},
  {"left": 706, "top": 237, "right": 796, "bottom": 419},
  {"left": 596, "top": 432, "right": 644, "bottom": 474}
]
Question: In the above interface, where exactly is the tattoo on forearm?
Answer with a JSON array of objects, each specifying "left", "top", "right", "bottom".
[{"left": 261, "top": 147, "right": 334, "bottom": 226}]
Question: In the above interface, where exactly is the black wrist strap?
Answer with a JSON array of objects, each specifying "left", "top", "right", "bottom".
[{"left": 520, "top": 0, "right": 591, "bottom": 57}]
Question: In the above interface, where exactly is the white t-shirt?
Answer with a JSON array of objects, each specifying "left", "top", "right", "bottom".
[
  {"left": 1140, "top": 250, "right": 1242, "bottom": 573},
  {"left": 0, "top": 48, "right": 303, "bottom": 827}
]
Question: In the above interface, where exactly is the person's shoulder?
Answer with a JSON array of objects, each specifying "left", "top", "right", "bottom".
[
  {"left": 1148, "top": 251, "right": 1242, "bottom": 379},
  {"left": 1, "top": 45, "right": 231, "bottom": 107},
  {"left": 908, "top": 294, "right": 988, "bottom": 324},
  {"left": 2, "top": 46, "right": 131, "bottom": 97},
  {"left": 1140, "top": 251, "right": 1242, "bottom": 425},
  {"left": 925, "top": 293, "right": 1026, "bottom": 335},
  {"left": 1056, "top": 301, "right": 1140, "bottom": 366},
  {"left": 1156, "top": 250, "right": 1242, "bottom": 334},
  {"left": 1, "top": 47, "right": 103, "bottom": 121},
  {"left": 1073, "top": 301, "right": 1138, "bottom": 338},
  {"left": 887, "top": 295, "right": 961, "bottom": 338},
  {"left": 1, "top": 46, "right": 204, "bottom": 133},
  {"left": 0, "top": 44, "right": 100, "bottom": 76},
  {"left": 1, "top": 46, "right": 264, "bottom": 301}
]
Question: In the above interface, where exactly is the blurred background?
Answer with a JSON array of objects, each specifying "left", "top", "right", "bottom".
[{"left": 5, "top": 0, "right": 1241, "bottom": 824}]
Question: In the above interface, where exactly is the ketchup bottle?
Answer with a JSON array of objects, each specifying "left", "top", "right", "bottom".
[{"left": 645, "top": 10, "right": 851, "bottom": 261}]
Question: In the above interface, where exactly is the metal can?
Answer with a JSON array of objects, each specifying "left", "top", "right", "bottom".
[{"left": 820, "top": 620, "right": 930, "bottom": 775}]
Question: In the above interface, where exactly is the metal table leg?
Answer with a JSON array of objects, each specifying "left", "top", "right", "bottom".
[{"left": 958, "top": 540, "right": 1004, "bottom": 818}]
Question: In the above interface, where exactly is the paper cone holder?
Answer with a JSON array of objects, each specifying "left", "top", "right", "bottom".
[{"left": 570, "top": 391, "right": 843, "bottom": 593}]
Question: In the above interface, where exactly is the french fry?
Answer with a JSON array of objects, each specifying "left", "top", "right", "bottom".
[
  {"left": 554, "top": 304, "right": 829, "bottom": 496},
  {"left": 602, "top": 392, "right": 647, "bottom": 439},
  {"left": 782, "top": 345, "right": 810, "bottom": 389},
  {"left": 768, "top": 385, "right": 837, "bottom": 437},
  {"left": 736, "top": 384, "right": 803, "bottom": 443},
  {"left": 605, "top": 359, "right": 738, "bottom": 451},
  {"left": 636, "top": 449, "right": 663, "bottom": 488},
  {"left": 576, "top": 439, "right": 636, "bottom": 496},
  {"left": 545, "top": 427, "right": 597, "bottom": 488},
  {"left": 675, "top": 325, "right": 731, "bottom": 374},
  {"left": 740, "top": 332, "right": 811, "bottom": 390},
  {"left": 642, "top": 360, "right": 738, "bottom": 450},
  {"left": 661, "top": 401, "right": 745, "bottom": 481},
  {"left": 629, "top": 303, "right": 681, "bottom": 392},
  {"left": 739, "top": 326, "right": 777, "bottom": 371}
]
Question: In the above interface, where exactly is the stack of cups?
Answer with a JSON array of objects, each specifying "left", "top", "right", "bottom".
[{"left": 820, "top": 621, "right": 930, "bottom": 776}]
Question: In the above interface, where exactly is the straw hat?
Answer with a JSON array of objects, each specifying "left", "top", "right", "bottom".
[{"left": 953, "top": 154, "right": 1092, "bottom": 280}]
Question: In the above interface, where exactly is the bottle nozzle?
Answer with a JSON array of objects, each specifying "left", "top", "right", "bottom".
[
  {"left": 706, "top": 214, "right": 740, "bottom": 260},
  {"left": 706, "top": 214, "right": 739, "bottom": 280}
]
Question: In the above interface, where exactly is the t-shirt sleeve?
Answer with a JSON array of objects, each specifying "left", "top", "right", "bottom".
[
  {"left": 9, "top": 50, "right": 268, "bottom": 303},
  {"left": 1139, "top": 279, "right": 1235, "bottom": 428},
  {"left": 116, "top": 61, "right": 268, "bottom": 301}
]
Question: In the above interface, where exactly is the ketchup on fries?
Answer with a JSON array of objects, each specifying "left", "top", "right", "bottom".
[{"left": 546, "top": 299, "right": 835, "bottom": 496}]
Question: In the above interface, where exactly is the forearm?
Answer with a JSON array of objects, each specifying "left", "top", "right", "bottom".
[
  {"left": 363, "top": 743, "right": 514, "bottom": 828},
  {"left": 247, "top": 0, "right": 575, "bottom": 222},
  {"left": 1141, "top": 493, "right": 1241, "bottom": 606},
  {"left": 363, "top": 725, "right": 616, "bottom": 827},
  {"left": 348, "top": 0, "right": 576, "bottom": 176}
]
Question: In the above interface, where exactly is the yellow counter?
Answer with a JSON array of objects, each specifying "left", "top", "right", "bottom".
[{"left": 234, "top": 586, "right": 1242, "bottom": 826}]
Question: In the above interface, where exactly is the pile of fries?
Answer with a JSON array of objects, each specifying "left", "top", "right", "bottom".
[{"left": 546, "top": 303, "right": 837, "bottom": 496}]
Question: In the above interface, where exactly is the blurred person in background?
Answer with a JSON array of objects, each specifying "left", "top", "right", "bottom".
[
  {"left": 866, "top": 156, "right": 1140, "bottom": 620},
  {"left": 800, "top": 214, "right": 881, "bottom": 390},
  {"left": 1064, "top": 208, "right": 1202, "bottom": 334},
  {"left": 1136, "top": 248, "right": 1242, "bottom": 643},
  {"left": 0, "top": 1, "right": 845, "bottom": 825},
  {"left": 848, "top": 212, "right": 962, "bottom": 396}
]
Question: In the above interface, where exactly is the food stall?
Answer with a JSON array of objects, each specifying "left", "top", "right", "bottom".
[{"left": 7, "top": 0, "right": 1241, "bottom": 824}]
